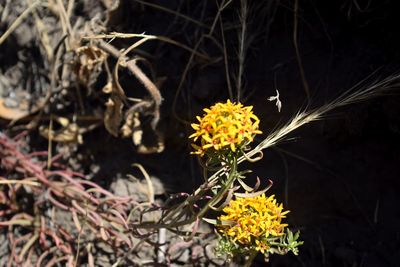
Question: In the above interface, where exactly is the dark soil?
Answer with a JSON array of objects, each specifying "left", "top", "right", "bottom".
[{"left": 1, "top": 0, "right": 400, "bottom": 266}]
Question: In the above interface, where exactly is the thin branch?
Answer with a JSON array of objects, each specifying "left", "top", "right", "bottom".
[
  {"left": 293, "top": 0, "right": 311, "bottom": 103},
  {"left": 236, "top": 0, "right": 248, "bottom": 101},
  {"left": 0, "top": 0, "right": 43, "bottom": 46},
  {"left": 219, "top": 15, "right": 233, "bottom": 101},
  {"left": 84, "top": 32, "right": 210, "bottom": 61},
  {"left": 134, "top": 0, "right": 209, "bottom": 30}
]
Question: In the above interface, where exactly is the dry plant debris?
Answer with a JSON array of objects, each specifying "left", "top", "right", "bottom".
[
  {"left": 0, "top": 131, "right": 222, "bottom": 266},
  {"left": 0, "top": 0, "right": 185, "bottom": 153}
]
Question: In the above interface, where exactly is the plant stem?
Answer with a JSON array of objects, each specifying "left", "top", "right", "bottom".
[
  {"left": 244, "top": 250, "right": 258, "bottom": 267},
  {"left": 197, "top": 156, "right": 238, "bottom": 219},
  {"left": 132, "top": 155, "right": 238, "bottom": 229}
]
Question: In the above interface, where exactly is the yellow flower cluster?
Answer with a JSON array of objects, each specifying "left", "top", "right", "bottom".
[
  {"left": 189, "top": 100, "right": 262, "bottom": 156},
  {"left": 218, "top": 194, "right": 289, "bottom": 254}
]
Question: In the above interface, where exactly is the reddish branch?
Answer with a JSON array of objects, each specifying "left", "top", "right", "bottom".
[{"left": 0, "top": 131, "right": 145, "bottom": 266}]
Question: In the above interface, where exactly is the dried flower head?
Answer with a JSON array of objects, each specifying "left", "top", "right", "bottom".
[
  {"left": 189, "top": 100, "right": 262, "bottom": 156},
  {"left": 217, "top": 194, "right": 289, "bottom": 254}
]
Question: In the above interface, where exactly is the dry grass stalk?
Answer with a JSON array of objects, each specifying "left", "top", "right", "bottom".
[
  {"left": 293, "top": 0, "right": 311, "bottom": 103},
  {"left": 0, "top": 0, "right": 43, "bottom": 45},
  {"left": 84, "top": 32, "right": 209, "bottom": 61},
  {"left": 133, "top": 0, "right": 209, "bottom": 29},
  {"left": 246, "top": 73, "right": 400, "bottom": 159},
  {"left": 202, "top": 73, "right": 400, "bottom": 183},
  {"left": 236, "top": 0, "right": 249, "bottom": 101}
]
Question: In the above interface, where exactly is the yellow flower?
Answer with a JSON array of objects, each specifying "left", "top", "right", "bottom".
[
  {"left": 217, "top": 194, "right": 289, "bottom": 253},
  {"left": 189, "top": 100, "right": 262, "bottom": 156}
]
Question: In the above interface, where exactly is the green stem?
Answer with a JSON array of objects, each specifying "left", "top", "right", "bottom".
[
  {"left": 132, "top": 155, "right": 238, "bottom": 229},
  {"left": 197, "top": 156, "right": 238, "bottom": 219},
  {"left": 244, "top": 250, "right": 258, "bottom": 267}
]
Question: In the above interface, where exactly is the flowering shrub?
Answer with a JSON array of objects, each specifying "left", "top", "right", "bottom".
[
  {"left": 189, "top": 100, "right": 262, "bottom": 156},
  {"left": 189, "top": 100, "right": 302, "bottom": 265}
]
